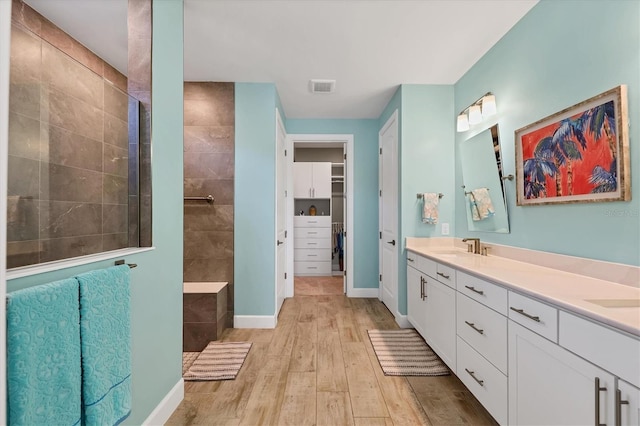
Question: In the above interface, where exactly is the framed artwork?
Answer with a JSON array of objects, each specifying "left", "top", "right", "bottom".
[{"left": 515, "top": 85, "right": 630, "bottom": 206}]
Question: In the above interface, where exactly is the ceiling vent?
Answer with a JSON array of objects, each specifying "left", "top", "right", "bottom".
[{"left": 309, "top": 79, "right": 336, "bottom": 94}]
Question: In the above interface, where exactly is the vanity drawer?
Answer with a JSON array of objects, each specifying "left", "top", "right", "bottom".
[
  {"left": 457, "top": 293, "right": 508, "bottom": 374},
  {"left": 457, "top": 337, "right": 508, "bottom": 426},
  {"left": 294, "top": 249, "right": 332, "bottom": 262},
  {"left": 294, "top": 237, "right": 331, "bottom": 249},
  {"left": 457, "top": 272, "right": 508, "bottom": 315},
  {"left": 294, "top": 261, "right": 331, "bottom": 275},
  {"left": 435, "top": 263, "right": 456, "bottom": 289},
  {"left": 294, "top": 216, "right": 331, "bottom": 228},
  {"left": 295, "top": 227, "right": 331, "bottom": 239},
  {"left": 508, "top": 291, "right": 558, "bottom": 342},
  {"left": 559, "top": 311, "right": 640, "bottom": 388},
  {"left": 406, "top": 252, "right": 437, "bottom": 278}
]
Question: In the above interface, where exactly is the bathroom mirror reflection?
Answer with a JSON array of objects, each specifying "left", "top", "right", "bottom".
[{"left": 459, "top": 124, "right": 510, "bottom": 233}]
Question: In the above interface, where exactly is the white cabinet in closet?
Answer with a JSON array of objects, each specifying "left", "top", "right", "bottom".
[
  {"left": 294, "top": 216, "right": 331, "bottom": 276},
  {"left": 293, "top": 162, "right": 331, "bottom": 199}
]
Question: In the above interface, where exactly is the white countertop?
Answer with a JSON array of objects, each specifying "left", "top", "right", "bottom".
[{"left": 406, "top": 241, "right": 640, "bottom": 338}]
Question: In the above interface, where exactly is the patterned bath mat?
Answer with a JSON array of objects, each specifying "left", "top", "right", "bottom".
[
  {"left": 183, "top": 341, "right": 252, "bottom": 381},
  {"left": 368, "top": 329, "right": 449, "bottom": 376}
]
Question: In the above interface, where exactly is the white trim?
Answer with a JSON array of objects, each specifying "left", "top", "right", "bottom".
[
  {"left": 234, "top": 315, "right": 277, "bottom": 329},
  {"left": 142, "top": 378, "right": 184, "bottom": 426},
  {"left": 347, "top": 288, "right": 379, "bottom": 298},
  {"left": 275, "top": 108, "right": 287, "bottom": 317},
  {"left": 6, "top": 247, "right": 155, "bottom": 280},
  {"left": 287, "top": 134, "right": 354, "bottom": 298},
  {"left": 395, "top": 314, "right": 413, "bottom": 329},
  {"left": 0, "top": 0, "right": 12, "bottom": 420}
]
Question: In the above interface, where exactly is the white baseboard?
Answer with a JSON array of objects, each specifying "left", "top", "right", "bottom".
[
  {"left": 234, "top": 315, "right": 276, "bottom": 328},
  {"left": 142, "top": 378, "right": 184, "bottom": 425},
  {"left": 347, "top": 287, "right": 379, "bottom": 298},
  {"left": 395, "top": 314, "right": 413, "bottom": 329}
]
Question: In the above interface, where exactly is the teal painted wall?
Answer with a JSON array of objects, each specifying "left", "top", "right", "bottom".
[
  {"left": 454, "top": 0, "right": 640, "bottom": 266},
  {"left": 286, "top": 119, "right": 380, "bottom": 289},
  {"left": 7, "top": 0, "right": 184, "bottom": 422},
  {"left": 235, "top": 83, "right": 277, "bottom": 315}
]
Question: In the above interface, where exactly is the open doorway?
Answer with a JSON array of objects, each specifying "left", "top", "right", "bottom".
[{"left": 286, "top": 134, "right": 354, "bottom": 297}]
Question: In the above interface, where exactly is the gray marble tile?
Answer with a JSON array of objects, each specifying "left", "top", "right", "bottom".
[
  {"left": 7, "top": 240, "right": 40, "bottom": 269},
  {"left": 128, "top": 0, "right": 152, "bottom": 40},
  {"left": 128, "top": 195, "right": 139, "bottom": 247},
  {"left": 40, "top": 234, "right": 103, "bottom": 262},
  {"left": 8, "top": 155, "right": 39, "bottom": 198},
  {"left": 40, "top": 18, "right": 103, "bottom": 77},
  {"left": 41, "top": 124, "right": 103, "bottom": 172},
  {"left": 184, "top": 231, "right": 233, "bottom": 260},
  {"left": 9, "top": 82, "right": 40, "bottom": 120},
  {"left": 11, "top": 1, "right": 43, "bottom": 38},
  {"left": 103, "top": 64, "right": 127, "bottom": 93},
  {"left": 128, "top": 143, "right": 139, "bottom": 195},
  {"left": 39, "top": 201, "right": 101, "bottom": 239},
  {"left": 104, "top": 83, "right": 128, "bottom": 121},
  {"left": 103, "top": 233, "right": 128, "bottom": 251},
  {"left": 183, "top": 82, "right": 234, "bottom": 104},
  {"left": 41, "top": 87, "right": 104, "bottom": 142},
  {"left": 10, "top": 24, "right": 41, "bottom": 85},
  {"left": 183, "top": 204, "right": 234, "bottom": 232},
  {"left": 183, "top": 125, "right": 234, "bottom": 154},
  {"left": 104, "top": 113, "right": 128, "bottom": 149},
  {"left": 183, "top": 293, "right": 217, "bottom": 323},
  {"left": 103, "top": 174, "right": 128, "bottom": 205},
  {"left": 40, "top": 162, "right": 102, "bottom": 203},
  {"left": 127, "top": 37, "right": 151, "bottom": 94},
  {"left": 183, "top": 258, "right": 234, "bottom": 283},
  {"left": 104, "top": 144, "right": 128, "bottom": 177},
  {"left": 8, "top": 111, "right": 40, "bottom": 160},
  {"left": 41, "top": 43, "right": 103, "bottom": 109},
  {"left": 139, "top": 194, "right": 152, "bottom": 247},
  {"left": 183, "top": 152, "right": 234, "bottom": 179},
  {"left": 183, "top": 322, "right": 218, "bottom": 352},
  {"left": 103, "top": 203, "right": 128, "bottom": 234},
  {"left": 184, "top": 98, "right": 234, "bottom": 127},
  {"left": 184, "top": 179, "right": 233, "bottom": 205},
  {"left": 7, "top": 196, "right": 39, "bottom": 242}
]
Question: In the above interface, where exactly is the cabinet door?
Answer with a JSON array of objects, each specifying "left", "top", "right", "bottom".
[
  {"left": 293, "top": 163, "right": 313, "bottom": 198},
  {"left": 509, "top": 321, "right": 615, "bottom": 426},
  {"left": 407, "top": 265, "right": 426, "bottom": 336},
  {"left": 311, "top": 162, "right": 331, "bottom": 198},
  {"left": 423, "top": 276, "right": 456, "bottom": 372},
  {"left": 617, "top": 379, "right": 640, "bottom": 426}
]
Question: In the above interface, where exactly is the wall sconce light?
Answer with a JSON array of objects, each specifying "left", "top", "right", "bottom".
[{"left": 456, "top": 92, "right": 497, "bottom": 132}]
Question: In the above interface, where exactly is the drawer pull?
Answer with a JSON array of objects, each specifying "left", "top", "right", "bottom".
[
  {"left": 307, "top": 267, "right": 317, "bottom": 269},
  {"left": 407, "top": 257, "right": 415, "bottom": 262},
  {"left": 437, "top": 272, "right": 450, "bottom": 279},
  {"left": 465, "top": 368, "right": 484, "bottom": 386},
  {"left": 464, "top": 285, "right": 484, "bottom": 295},
  {"left": 307, "top": 242, "right": 318, "bottom": 245},
  {"left": 510, "top": 307, "right": 541, "bottom": 322},
  {"left": 615, "top": 388, "right": 629, "bottom": 426},
  {"left": 308, "top": 220, "right": 317, "bottom": 223},
  {"left": 308, "top": 232, "right": 318, "bottom": 234},
  {"left": 464, "top": 321, "right": 484, "bottom": 335},
  {"left": 420, "top": 276, "right": 426, "bottom": 300},
  {"left": 307, "top": 254, "right": 317, "bottom": 257},
  {"left": 595, "top": 377, "right": 607, "bottom": 426}
]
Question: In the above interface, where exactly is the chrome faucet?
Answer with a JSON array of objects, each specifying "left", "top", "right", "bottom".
[{"left": 462, "top": 238, "right": 481, "bottom": 254}]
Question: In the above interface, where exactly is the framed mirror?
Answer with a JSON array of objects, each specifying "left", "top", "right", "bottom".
[{"left": 459, "top": 124, "right": 510, "bottom": 233}]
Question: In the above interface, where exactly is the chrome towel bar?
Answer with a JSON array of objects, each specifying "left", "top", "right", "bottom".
[
  {"left": 184, "top": 195, "right": 214, "bottom": 203},
  {"left": 416, "top": 193, "right": 444, "bottom": 199},
  {"left": 115, "top": 260, "right": 137, "bottom": 269}
]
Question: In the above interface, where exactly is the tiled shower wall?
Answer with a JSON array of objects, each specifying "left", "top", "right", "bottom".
[
  {"left": 183, "top": 82, "right": 235, "bottom": 327},
  {"left": 7, "top": 1, "right": 131, "bottom": 268}
]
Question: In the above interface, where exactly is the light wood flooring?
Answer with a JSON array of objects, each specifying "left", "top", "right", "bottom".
[{"left": 167, "top": 277, "right": 497, "bottom": 425}]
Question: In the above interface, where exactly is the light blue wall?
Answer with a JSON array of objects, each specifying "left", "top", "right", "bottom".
[
  {"left": 7, "top": 0, "right": 185, "bottom": 422},
  {"left": 235, "top": 83, "right": 277, "bottom": 315},
  {"left": 395, "top": 85, "right": 455, "bottom": 314},
  {"left": 454, "top": 0, "right": 640, "bottom": 266},
  {"left": 286, "top": 119, "right": 380, "bottom": 289}
]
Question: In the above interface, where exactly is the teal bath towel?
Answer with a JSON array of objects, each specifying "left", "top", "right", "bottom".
[
  {"left": 77, "top": 265, "right": 131, "bottom": 426},
  {"left": 6, "top": 278, "right": 82, "bottom": 426}
]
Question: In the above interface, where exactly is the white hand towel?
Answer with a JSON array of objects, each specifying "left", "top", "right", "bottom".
[{"left": 421, "top": 193, "right": 439, "bottom": 224}]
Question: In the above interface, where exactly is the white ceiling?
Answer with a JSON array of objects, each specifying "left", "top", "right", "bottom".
[{"left": 23, "top": 0, "right": 538, "bottom": 119}]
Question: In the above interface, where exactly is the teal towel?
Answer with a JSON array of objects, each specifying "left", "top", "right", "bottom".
[
  {"left": 6, "top": 278, "right": 82, "bottom": 426},
  {"left": 77, "top": 265, "right": 131, "bottom": 426}
]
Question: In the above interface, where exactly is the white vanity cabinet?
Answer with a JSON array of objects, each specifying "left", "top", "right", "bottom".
[
  {"left": 293, "top": 162, "right": 331, "bottom": 199},
  {"left": 617, "top": 379, "right": 640, "bottom": 426},
  {"left": 406, "top": 252, "right": 456, "bottom": 372}
]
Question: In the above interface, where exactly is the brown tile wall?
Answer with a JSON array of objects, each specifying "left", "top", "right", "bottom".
[
  {"left": 7, "top": 1, "right": 132, "bottom": 268},
  {"left": 184, "top": 82, "right": 235, "bottom": 328}
]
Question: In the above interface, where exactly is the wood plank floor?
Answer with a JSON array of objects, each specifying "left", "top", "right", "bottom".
[{"left": 167, "top": 278, "right": 498, "bottom": 425}]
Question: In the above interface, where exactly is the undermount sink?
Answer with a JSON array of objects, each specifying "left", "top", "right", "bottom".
[{"left": 585, "top": 299, "right": 640, "bottom": 308}]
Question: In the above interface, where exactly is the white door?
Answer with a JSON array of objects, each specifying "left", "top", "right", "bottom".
[
  {"left": 312, "top": 162, "right": 331, "bottom": 198},
  {"left": 379, "top": 111, "right": 399, "bottom": 316},
  {"left": 275, "top": 110, "right": 287, "bottom": 316}
]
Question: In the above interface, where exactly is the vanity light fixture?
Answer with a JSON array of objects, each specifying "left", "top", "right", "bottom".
[{"left": 456, "top": 92, "right": 497, "bottom": 132}]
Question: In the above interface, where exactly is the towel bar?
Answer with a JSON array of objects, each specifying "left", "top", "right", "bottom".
[
  {"left": 115, "top": 260, "right": 137, "bottom": 269},
  {"left": 501, "top": 174, "right": 514, "bottom": 181},
  {"left": 184, "top": 195, "right": 214, "bottom": 203},
  {"left": 462, "top": 185, "right": 489, "bottom": 196},
  {"left": 416, "top": 193, "right": 444, "bottom": 199}
]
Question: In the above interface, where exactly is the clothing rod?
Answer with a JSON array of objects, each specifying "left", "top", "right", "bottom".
[
  {"left": 115, "top": 259, "right": 137, "bottom": 269},
  {"left": 416, "top": 193, "right": 444, "bottom": 199},
  {"left": 184, "top": 195, "right": 214, "bottom": 203}
]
